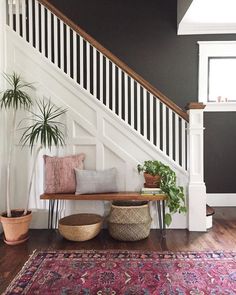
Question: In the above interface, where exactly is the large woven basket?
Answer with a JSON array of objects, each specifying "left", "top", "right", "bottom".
[
  {"left": 59, "top": 213, "right": 103, "bottom": 242},
  {"left": 108, "top": 201, "right": 152, "bottom": 241}
]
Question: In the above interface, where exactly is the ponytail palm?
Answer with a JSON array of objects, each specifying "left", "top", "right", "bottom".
[
  {"left": 0, "top": 72, "right": 33, "bottom": 109},
  {"left": 21, "top": 99, "right": 67, "bottom": 150},
  {"left": 20, "top": 99, "right": 67, "bottom": 215},
  {"left": 1, "top": 73, "right": 67, "bottom": 218},
  {"left": 0, "top": 72, "right": 33, "bottom": 217}
]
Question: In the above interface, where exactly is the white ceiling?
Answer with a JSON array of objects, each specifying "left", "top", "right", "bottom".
[{"left": 178, "top": 0, "right": 236, "bottom": 35}]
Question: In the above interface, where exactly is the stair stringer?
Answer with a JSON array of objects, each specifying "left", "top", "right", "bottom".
[{"left": 5, "top": 28, "right": 189, "bottom": 229}]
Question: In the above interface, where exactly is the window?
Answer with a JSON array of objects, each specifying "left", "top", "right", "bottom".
[{"left": 198, "top": 41, "right": 236, "bottom": 111}]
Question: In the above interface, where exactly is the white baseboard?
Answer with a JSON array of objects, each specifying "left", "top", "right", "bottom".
[
  {"left": 207, "top": 193, "right": 236, "bottom": 207},
  {"left": 30, "top": 209, "right": 49, "bottom": 229},
  {"left": 206, "top": 215, "right": 213, "bottom": 229},
  {"left": 29, "top": 209, "right": 187, "bottom": 230}
]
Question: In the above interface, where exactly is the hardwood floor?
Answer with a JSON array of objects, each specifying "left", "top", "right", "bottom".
[{"left": 1, "top": 207, "right": 236, "bottom": 293}]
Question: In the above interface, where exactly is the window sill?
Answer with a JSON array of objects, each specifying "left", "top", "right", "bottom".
[{"left": 204, "top": 102, "right": 236, "bottom": 112}]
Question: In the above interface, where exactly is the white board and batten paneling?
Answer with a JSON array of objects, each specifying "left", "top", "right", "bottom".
[{"left": 4, "top": 28, "right": 189, "bottom": 229}]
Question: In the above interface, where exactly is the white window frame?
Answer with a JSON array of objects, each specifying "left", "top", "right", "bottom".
[{"left": 198, "top": 41, "right": 236, "bottom": 112}]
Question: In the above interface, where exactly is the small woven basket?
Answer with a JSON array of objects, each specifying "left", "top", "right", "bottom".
[
  {"left": 108, "top": 201, "right": 152, "bottom": 241},
  {"left": 59, "top": 213, "right": 103, "bottom": 242}
]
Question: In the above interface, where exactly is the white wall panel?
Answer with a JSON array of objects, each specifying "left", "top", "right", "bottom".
[
  {"left": 0, "top": 0, "right": 6, "bottom": 233},
  {"left": 4, "top": 28, "right": 188, "bottom": 229},
  {"left": 74, "top": 145, "right": 96, "bottom": 170},
  {"left": 73, "top": 122, "right": 94, "bottom": 138},
  {"left": 104, "top": 146, "right": 126, "bottom": 190}
]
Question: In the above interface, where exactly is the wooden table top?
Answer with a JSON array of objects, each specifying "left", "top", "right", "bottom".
[{"left": 40, "top": 192, "right": 167, "bottom": 201}]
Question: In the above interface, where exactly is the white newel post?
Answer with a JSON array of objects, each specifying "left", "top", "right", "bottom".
[{"left": 186, "top": 102, "right": 207, "bottom": 231}]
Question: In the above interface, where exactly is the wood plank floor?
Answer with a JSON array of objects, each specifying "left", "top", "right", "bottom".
[{"left": 1, "top": 207, "right": 236, "bottom": 293}]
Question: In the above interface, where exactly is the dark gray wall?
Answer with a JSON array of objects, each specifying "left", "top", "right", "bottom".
[
  {"left": 204, "top": 113, "right": 236, "bottom": 193},
  {"left": 49, "top": 0, "right": 236, "bottom": 193}
]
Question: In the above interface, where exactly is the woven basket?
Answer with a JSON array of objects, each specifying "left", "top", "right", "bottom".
[
  {"left": 108, "top": 201, "right": 152, "bottom": 241},
  {"left": 58, "top": 213, "right": 103, "bottom": 242}
]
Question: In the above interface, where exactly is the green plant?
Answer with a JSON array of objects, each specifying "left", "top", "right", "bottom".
[
  {"left": 20, "top": 99, "right": 67, "bottom": 215},
  {"left": 137, "top": 160, "right": 163, "bottom": 176},
  {"left": 0, "top": 72, "right": 67, "bottom": 220},
  {"left": 0, "top": 72, "right": 34, "bottom": 217},
  {"left": 137, "top": 160, "right": 187, "bottom": 226}
]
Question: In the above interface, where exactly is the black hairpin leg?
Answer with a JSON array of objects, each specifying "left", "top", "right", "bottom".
[
  {"left": 48, "top": 200, "right": 51, "bottom": 229},
  {"left": 162, "top": 200, "right": 166, "bottom": 238},
  {"left": 51, "top": 200, "right": 55, "bottom": 229},
  {"left": 55, "top": 200, "right": 59, "bottom": 229},
  {"left": 157, "top": 201, "right": 163, "bottom": 232},
  {"left": 48, "top": 200, "right": 60, "bottom": 229}
]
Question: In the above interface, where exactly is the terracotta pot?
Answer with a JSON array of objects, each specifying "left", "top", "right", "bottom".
[
  {"left": 144, "top": 173, "right": 161, "bottom": 188},
  {"left": 0, "top": 210, "right": 32, "bottom": 245}
]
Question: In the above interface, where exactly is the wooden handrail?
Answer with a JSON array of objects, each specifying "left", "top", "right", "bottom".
[
  {"left": 38, "top": 0, "right": 189, "bottom": 122},
  {"left": 185, "top": 102, "right": 206, "bottom": 110}
]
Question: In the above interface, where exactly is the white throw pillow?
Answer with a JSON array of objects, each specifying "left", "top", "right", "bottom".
[{"left": 74, "top": 168, "right": 118, "bottom": 194}]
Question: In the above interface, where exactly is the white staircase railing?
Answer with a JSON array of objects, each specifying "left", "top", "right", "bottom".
[
  {"left": 6, "top": 0, "right": 189, "bottom": 171},
  {"left": 4, "top": 0, "right": 209, "bottom": 231}
]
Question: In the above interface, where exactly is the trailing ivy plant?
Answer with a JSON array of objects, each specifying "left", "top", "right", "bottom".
[{"left": 137, "top": 160, "right": 187, "bottom": 226}]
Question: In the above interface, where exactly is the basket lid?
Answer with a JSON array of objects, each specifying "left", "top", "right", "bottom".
[{"left": 112, "top": 200, "right": 148, "bottom": 207}]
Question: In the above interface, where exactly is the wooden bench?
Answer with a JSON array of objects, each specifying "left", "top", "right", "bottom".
[{"left": 40, "top": 192, "right": 168, "bottom": 234}]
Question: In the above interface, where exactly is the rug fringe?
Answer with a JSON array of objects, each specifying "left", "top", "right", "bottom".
[
  {"left": 34, "top": 248, "right": 231, "bottom": 255},
  {"left": 2, "top": 249, "right": 38, "bottom": 295}
]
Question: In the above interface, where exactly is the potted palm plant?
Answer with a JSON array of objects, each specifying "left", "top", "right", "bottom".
[
  {"left": 0, "top": 72, "right": 33, "bottom": 245},
  {"left": 137, "top": 160, "right": 187, "bottom": 226},
  {"left": 0, "top": 72, "right": 67, "bottom": 245}
]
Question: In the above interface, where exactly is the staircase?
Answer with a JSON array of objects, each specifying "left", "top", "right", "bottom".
[{"left": 0, "top": 0, "right": 207, "bottom": 231}]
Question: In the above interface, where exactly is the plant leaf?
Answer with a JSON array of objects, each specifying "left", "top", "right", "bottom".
[
  {"left": 0, "top": 72, "right": 33, "bottom": 110},
  {"left": 137, "top": 159, "right": 187, "bottom": 226},
  {"left": 20, "top": 99, "right": 67, "bottom": 152},
  {"left": 165, "top": 213, "right": 172, "bottom": 227}
]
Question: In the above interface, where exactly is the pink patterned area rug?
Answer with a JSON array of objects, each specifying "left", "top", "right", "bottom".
[{"left": 4, "top": 250, "right": 236, "bottom": 294}]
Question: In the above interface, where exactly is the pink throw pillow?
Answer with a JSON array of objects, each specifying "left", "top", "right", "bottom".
[{"left": 44, "top": 154, "right": 85, "bottom": 193}]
